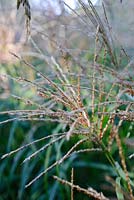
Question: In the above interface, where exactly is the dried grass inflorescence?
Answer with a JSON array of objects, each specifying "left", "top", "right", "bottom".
[
  {"left": 0, "top": 0, "right": 134, "bottom": 199},
  {"left": 17, "top": 0, "right": 31, "bottom": 35}
]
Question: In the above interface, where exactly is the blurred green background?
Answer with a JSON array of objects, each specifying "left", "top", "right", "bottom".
[{"left": 0, "top": 1, "right": 134, "bottom": 200}]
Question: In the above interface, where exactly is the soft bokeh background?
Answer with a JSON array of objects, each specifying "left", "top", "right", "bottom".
[{"left": 0, "top": 1, "right": 134, "bottom": 199}]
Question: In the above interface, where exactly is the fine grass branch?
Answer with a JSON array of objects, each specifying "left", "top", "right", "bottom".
[{"left": 0, "top": 1, "right": 134, "bottom": 199}]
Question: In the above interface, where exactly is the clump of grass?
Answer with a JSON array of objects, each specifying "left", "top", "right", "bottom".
[{"left": 0, "top": 0, "right": 134, "bottom": 199}]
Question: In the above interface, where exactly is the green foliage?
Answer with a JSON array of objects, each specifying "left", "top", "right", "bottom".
[{"left": 0, "top": 1, "right": 134, "bottom": 200}]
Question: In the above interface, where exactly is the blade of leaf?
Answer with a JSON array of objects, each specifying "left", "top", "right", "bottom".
[{"left": 116, "top": 177, "right": 124, "bottom": 200}]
